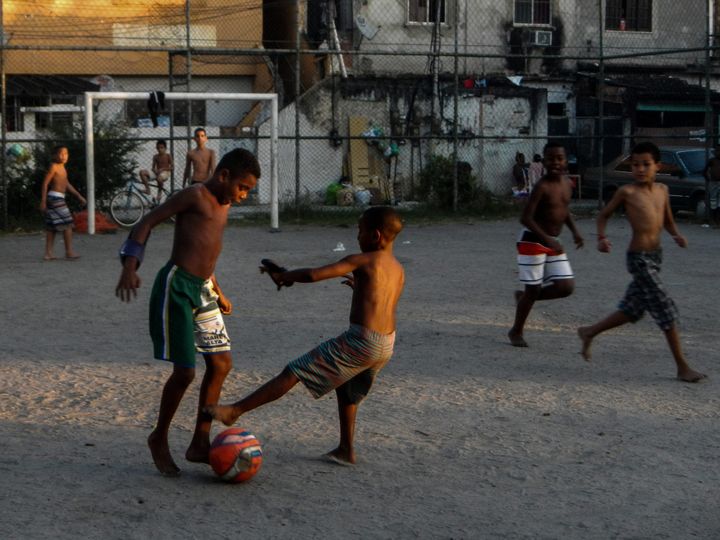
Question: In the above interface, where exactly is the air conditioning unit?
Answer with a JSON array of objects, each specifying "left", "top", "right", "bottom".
[{"left": 529, "top": 30, "right": 552, "bottom": 47}]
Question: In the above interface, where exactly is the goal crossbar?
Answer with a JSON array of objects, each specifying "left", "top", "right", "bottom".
[{"left": 83, "top": 91, "right": 279, "bottom": 234}]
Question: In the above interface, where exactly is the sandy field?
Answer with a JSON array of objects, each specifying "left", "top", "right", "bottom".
[{"left": 1, "top": 216, "right": 719, "bottom": 539}]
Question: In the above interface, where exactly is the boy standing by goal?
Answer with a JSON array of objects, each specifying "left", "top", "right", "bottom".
[
  {"left": 183, "top": 127, "right": 216, "bottom": 187},
  {"left": 578, "top": 141, "right": 706, "bottom": 383}
]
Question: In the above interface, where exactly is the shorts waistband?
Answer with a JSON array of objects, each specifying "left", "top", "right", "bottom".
[
  {"left": 164, "top": 261, "right": 207, "bottom": 285},
  {"left": 48, "top": 191, "right": 65, "bottom": 198},
  {"left": 348, "top": 323, "right": 396, "bottom": 344}
]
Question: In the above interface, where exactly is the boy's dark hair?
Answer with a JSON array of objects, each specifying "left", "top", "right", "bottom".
[
  {"left": 216, "top": 148, "right": 261, "bottom": 179},
  {"left": 631, "top": 141, "right": 661, "bottom": 163},
  {"left": 51, "top": 145, "right": 67, "bottom": 161},
  {"left": 156, "top": 139, "right": 167, "bottom": 148},
  {"left": 194, "top": 127, "right": 206, "bottom": 137},
  {"left": 543, "top": 141, "right": 566, "bottom": 155},
  {"left": 533, "top": 154, "right": 542, "bottom": 162},
  {"left": 362, "top": 206, "right": 403, "bottom": 241}
]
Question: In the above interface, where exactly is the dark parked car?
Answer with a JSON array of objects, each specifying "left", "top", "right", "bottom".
[{"left": 582, "top": 146, "right": 712, "bottom": 217}]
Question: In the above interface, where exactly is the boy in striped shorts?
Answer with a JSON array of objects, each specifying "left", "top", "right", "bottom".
[
  {"left": 508, "top": 141, "right": 584, "bottom": 347},
  {"left": 115, "top": 148, "right": 261, "bottom": 476},
  {"left": 207, "top": 207, "right": 405, "bottom": 466}
]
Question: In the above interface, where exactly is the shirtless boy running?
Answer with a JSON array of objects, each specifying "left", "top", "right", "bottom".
[
  {"left": 578, "top": 141, "right": 706, "bottom": 383},
  {"left": 207, "top": 207, "right": 405, "bottom": 465},
  {"left": 508, "top": 141, "right": 584, "bottom": 347},
  {"left": 116, "top": 148, "right": 260, "bottom": 475},
  {"left": 183, "top": 127, "right": 216, "bottom": 187}
]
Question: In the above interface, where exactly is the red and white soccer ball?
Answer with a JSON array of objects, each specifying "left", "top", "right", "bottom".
[{"left": 209, "top": 427, "right": 263, "bottom": 483}]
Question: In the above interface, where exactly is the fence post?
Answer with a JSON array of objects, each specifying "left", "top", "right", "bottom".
[
  {"left": 597, "top": 0, "right": 605, "bottom": 210},
  {"left": 705, "top": 0, "right": 713, "bottom": 222},
  {"left": 452, "top": 0, "right": 459, "bottom": 212},
  {"left": 1, "top": 1, "right": 6, "bottom": 230},
  {"left": 294, "top": 0, "right": 302, "bottom": 214}
]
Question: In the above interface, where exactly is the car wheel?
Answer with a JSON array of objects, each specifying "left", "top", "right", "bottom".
[{"left": 691, "top": 195, "right": 707, "bottom": 220}]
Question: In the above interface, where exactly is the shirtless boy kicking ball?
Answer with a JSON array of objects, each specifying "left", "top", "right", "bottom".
[
  {"left": 207, "top": 207, "right": 405, "bottom": 465},
  {"left": 577, "top": 141, "right": 706, "bottom": 383},
  {"left": 508, "top": 141, "right": 584, "bottom": 347}
]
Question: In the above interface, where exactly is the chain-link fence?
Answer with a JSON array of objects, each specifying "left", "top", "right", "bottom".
[{"left": 2, "top": 0, "right": 719, "bottom": 229}]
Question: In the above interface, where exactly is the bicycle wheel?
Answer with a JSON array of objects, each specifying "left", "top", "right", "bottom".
[{"left": 110, "top": 190, "right": 145, "bottom": 227}]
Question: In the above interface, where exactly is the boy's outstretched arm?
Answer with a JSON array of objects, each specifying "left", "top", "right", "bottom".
[{"left": 279, "top": 255, "right": 365, "bottom": 288}]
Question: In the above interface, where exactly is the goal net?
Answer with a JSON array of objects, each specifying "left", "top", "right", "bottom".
[{"left": 83, "top": 91, "right": 279, "bottom": 234}]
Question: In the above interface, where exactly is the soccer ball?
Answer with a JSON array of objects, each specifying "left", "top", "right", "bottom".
[{"left": 209, "top": 427, "right": 263, "bottom": 483}]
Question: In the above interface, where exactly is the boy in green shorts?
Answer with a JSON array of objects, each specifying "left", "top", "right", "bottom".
[{"left": 115, "top": 148, "right": 260, "bottom": 476}]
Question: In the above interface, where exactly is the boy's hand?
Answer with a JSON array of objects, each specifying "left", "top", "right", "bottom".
[
  {"left": 79, "top": 195, "right": 87, "bottom": 207},
  {"left": 673, "top": 234, "right": 688, "bottom": 248},
  {"left": 40, "top": 201, "right": 46, "bottom": 212},
  {"left": 546, "top": 238, "right": 563, "bottom": 253},
  {"left": 573, "top": 233, "right": 584, "bottom": 249},
  {"left": 115, "top": 267, "right": 141, "bottom": 302},
  {"left": 217, "top": 293, "right": 232, "bottom": 315},
  {"left": 260, "top": 259, "right": 292, "bottom": 290},
  {"left": 597, "top": 237, "right": 611, "bottom": 253}
]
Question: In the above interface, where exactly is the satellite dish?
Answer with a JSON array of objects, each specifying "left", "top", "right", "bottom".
[{"left": 355, "top": 15, "right": 379, "bottom": 40}]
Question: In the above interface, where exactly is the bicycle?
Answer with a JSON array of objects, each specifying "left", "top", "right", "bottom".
[{"left": 109, "top": 178, "right": 173, "bottom": 227}]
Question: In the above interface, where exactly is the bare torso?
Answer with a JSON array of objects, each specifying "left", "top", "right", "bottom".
[
  {"left": 154, "top": 153, "right": 172, "bottom": 172},
  {"left": 620, "top": 183, "right": 668, "bottom": 252},
  {"left": 46, "top": 163, "right": 69, "bottom": 193},
  {"left": 349, "top": 250, "right": 405, "bottom": 335},
  {"left": 187, "top": 148, "right": 215, "bottom": 182},
  {"left": 170, "top": 185, "right": 229, "bottom": 278},
  {"left": 524, "top": 176, "right": 573, "bottom": 237}
]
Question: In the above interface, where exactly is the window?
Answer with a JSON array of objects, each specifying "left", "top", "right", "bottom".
[
  {"left": 514, "top": 0, "right": 551, "bottom": 25},
  {"left": 605, "top": 0, "right": 652, "bottom": 32},
  {"left": 408, "top": 0, "right": 446, "bottom": 24}
]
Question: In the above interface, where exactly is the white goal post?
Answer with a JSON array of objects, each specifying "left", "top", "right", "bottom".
[{"left": 83, "top": 91, "right": 279, "bottom": 234}]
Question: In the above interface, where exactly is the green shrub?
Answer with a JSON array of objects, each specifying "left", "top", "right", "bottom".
[{"left": 417, "top": 155, "right": 478, "bottom": 209}]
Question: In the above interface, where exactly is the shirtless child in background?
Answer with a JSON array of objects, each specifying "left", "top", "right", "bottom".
[{"left": 183, "top": 127, "right": 216, "bottom": 187}]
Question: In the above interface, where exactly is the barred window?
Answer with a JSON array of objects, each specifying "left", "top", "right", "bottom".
[
  {"left": 408, "top": 0, "right": 446, "bottom": 24},
  {"left": 606, "top": 0, "right": 652, "bottom": 32},
  {"left": 514, "top": 0, "right": 551, "bottom": 25}
]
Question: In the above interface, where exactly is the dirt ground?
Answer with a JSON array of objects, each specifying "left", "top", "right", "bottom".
[{"left": 1, "top": 216, "right": 718, "bottom": 539}]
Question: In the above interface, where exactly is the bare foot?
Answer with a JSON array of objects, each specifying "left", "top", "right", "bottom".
[
  {"left": 65, "top": 253, "right": 80, "bottom": 260},
  {"left": 43, "top": 255, "right": 57, "bottom": 261},
  {"left": 147, "top": 431, "right": 181, "bottom": 477},
  {"left": 203, "top": 404, "right": 240, "bottom": 426},
  {"left": 185, "top": 442, "right": 210, "bottom": 464},
  {"left": 323, "top": 448, "right": 355, "bottom": 466},
  {"left": 677, "top": 367, "right": 707, "bottom": 383},
  {"left": 514, "top": 290, "right": 523, "bottom": 304},
  {"left": 577, "top": 327, "right": 593, "bottom": 360},
  {"left": 508, "top": 329, "right": 528, "bottom": 347}
]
